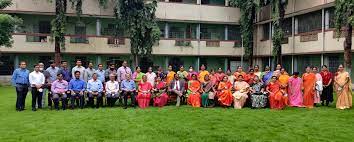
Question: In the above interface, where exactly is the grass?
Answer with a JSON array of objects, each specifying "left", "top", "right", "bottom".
[{"left": 0, "top": 86, "right": 354, "bottom": 142}]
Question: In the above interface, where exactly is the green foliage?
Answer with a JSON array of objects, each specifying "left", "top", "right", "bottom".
[
  {"left": 270, "top": 0, "right": 287, "bottom": 65},
  {"left": 119, "top": 0, "right": 161, "bottom": 58},
  {"left": 334, "top": 0, "right": 354, "bottom": 37},
  {"left": 0, "top": 0, "right": 22, "bottom": 47}
]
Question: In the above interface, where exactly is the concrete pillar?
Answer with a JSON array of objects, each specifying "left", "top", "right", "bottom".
[
  {"left": 197, "top": 0, "right": 201, "bottom": 5},
  {"left": 165, "top": 0, "right": 169, "bottom": 2},
  {"left": 224, "top": 58, "right": 228, "bottom": 71},
  {"left": 225, "top": 0, "right": 229, "bottom": 6},
  {"left": 321, "top": 8, "right": 325, "bottom": 66},
  {"left": 165, "top": 23, "right": 169, "bottom": 39},
  {"left": 14, "top": 55, "right": 19, "bottom": 68},
  {"left": 97, "top": 55, "right": 102, "bottom": 65},
  {"left": 294, "top": 18, "right": 298, "bottom": 34},
  {"left": 197, "top": 57, "right": 200, "bottom": 72},
  {"left": 197, "top": 24, "right": 201, "bottom": 39},
  {"left": 325, "top": 9, "right": 330, "bottom": 30},
  {"left": 165, "top": 56, "right": 169, "bottom": 68},
  {"left": 225, "top": 25, "right": 228, "bottom": 40},
  {"left": 96, "top": 19, "right": 101, "bottom": 36}
]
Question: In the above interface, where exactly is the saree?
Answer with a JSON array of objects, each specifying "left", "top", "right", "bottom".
[
  {"left": 209, "top": 74, "right": 218, "bottom": 85},
  {"left": 187, "top": 80, "right": 201, "bottom": 107},
  {"left": 334, "top": 71, "right": 352, "bottom": 110},
  {"left": 187, "top": 71, "right": 198, "bottom": 80},
  {"left": 246, "top": 73, "right": 256, "bottom": 85},
  {"left": 267, "top": 82, "right": 286, "bottom": 109},
  {"left": 288, "top": 77, "right": 303, "bottom": 107},
  {"left": 302, "top": 73, "right": 316, "bottom": 108},
  {"left": 166, "top": 71, "right": 176, "bottom": 85},
  {"left": 153, "top": 81, "right": 169, "bottom": 107},
  {"left": 177, "top": 71, "right": 188, "bottom": 80},
  {"left": 320, "top": 71, "right": 333, "bottom": 103},
  {"left": 250, "top": 82, "right": 268, "bottom": 108},
  {"left": 217, "top": 81, "right": 233, "bottom": 106},
  {"left": 314, "top": 73, "right": 323, "bottom": 104},
  {"left": 233, "top": 71, "right": 247, "bottom": 80},
  {"left": 278, "top": 73, "right": 290, "bottom": 106},
  {"left": 137, "top": 82, "right": 152, "bottom": 109},
  {"left": 262, "top": 71, "right": 273, "bottom": 84},
  {"left": 201, "top": 81, "right": 215, "bottom": 107},
  {"left": 133, "top": 72, "right": 145, "bottom": 88},
  {"left": 215, "top": 73, "right": 226, "bottom": 83},
  {"left": 232, "top": 81, "right": 250, "bottom": 109},
  {"left": 198, "top": 70, "right": 210, "bottom": 83}
]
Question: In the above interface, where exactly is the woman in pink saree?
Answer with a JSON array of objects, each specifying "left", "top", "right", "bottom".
[
  {"left": 288, "top": 72, "right": 303, "bottom": 107},
  {"left": 137, "top": 75, "right": 152, "bottom": 109},
  {"left": 153, "top": 76, "right": 169, "bottom": 107},
  {"left": 232, "top": 75, "right": 250, "bottom": 109}
]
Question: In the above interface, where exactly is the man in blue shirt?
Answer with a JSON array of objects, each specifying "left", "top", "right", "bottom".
[
  {"left": 58, "top": 60, "right": 72, "bottom": 82},
  {"left": 46, "top": 60, "right": 59, "bottom": 83},
  {"left": 121, "top": 74, "right": 136, "bottom": 109},
  {"left": 87, "top": 73, "right": 103, "bottom": 108},
  {"left": 69, "top": 71, "right": 86, "bottom": 109},
  {"left": 11, "top": 61, "right": 30, "bottom": 111},
  {"left": 95, "top": 64, "right": 106, "bottom": 83}
]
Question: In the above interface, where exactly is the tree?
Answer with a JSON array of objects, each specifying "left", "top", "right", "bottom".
[
  {"left": 0, "top": 0, "right": 22, "bottom": 47},
  {"left": 118, "top": 0, "right": 160, "bottom": 67},
  {"left": 51, "top": 0, "right": 82, "bottom": 65},
  {"left": 230, "top": 0, "right": 259, "bottom": 67},
  {"left": 334, "top": 0, "right": 354, "bottom": 73},
  {"left": 270, "top": 0, "right": 287, "bottom": 66}
]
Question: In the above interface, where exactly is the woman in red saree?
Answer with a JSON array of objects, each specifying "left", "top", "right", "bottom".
[
  {"left": 217, "top": 76, "right": 233, "bottom": 107},
  {"left": 153, "top": 76, "right": 169, "bottom": 107},
  {"left": 266, "top": 76, "right": 286, "bottom": 109},
  {"left": 302, "top": 66, "right": 316, "bottom": 108},
  {"left": 187, "top": 74, "right": 201, "bottom": 107},
  {"left": 137, "top": 75, "right": 152, "bottom": 109}
]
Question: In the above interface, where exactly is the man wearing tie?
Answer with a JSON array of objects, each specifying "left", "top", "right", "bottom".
[{"left": 169, "top": 74, "right": 185, "bottom": 107}]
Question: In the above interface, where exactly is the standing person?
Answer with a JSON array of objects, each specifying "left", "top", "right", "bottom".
[
  {"left": 232, "top": 75, "right": 250, "bottom": 109},
  {"left": 156, "top": 66, "right": 166, "bottom": 79},
  {"left": 105, "top": 74, "right": 120, "bottom": 107},
  {"left": 46, "top": 60, "right": 60, "bottom": 83},
  {"left": 29, "top": 64, "right": 45, "bottom": 111},
  {"left": 262, "top": 66, "right": 273, "bottom": 84},
  {"left": 278, "top": 68, "right": 290, "bottom": 106},
  {"left": 11, "top": 61, "right": 30, "bottom": 111},
  {"left": 84, "top": 62, "right": 96, "bottom": 82},
  {"left": 145, "top": 67, "right": 157, "bottom": 87},
  {"left": 209, "top": 69, "right": 218, "bottom": 85},
  {"left": 152, "top": 76, "right": 169, "bottom": 107},
  {"left": 201, "top": 75, "right": 216, "bottom": 107},
  {"left": 233, "top": 66, "right": 247, "bottom": 80},
  {"left": 266, "top": 76, "right": 286, "bottom": 110},
  {"left": 313, "top": 67, "right": 323, "bottom": 106},
  {"left": 198, "top": 64, "right": 209, "bottom": 83},
  {"left": 68, "top": 71, "right": 86, "bottom": 109},
  {"left": 254, "top": 65, "right": 262, "bottom": 78},
  {"left": 320, "top": 65, "right": 333, "bottom": 106},
  {"left": 133, "top": 66, "right": 145, "bottom": 88},
  {"left": 246, "top": 69, "right": 255, "bottom": 85},
  {"left": 302, "top": 66, "right": 316, "bottom": 108},
  {"left": 137, "top": 75, "right": 153, "bottom": 109},
  {"left": 288, "top": 72, "right": 303, "bottom": 107},
  {"left": 71, "top": 59, "right": 86, "bottom": 80},
  {"left": 105, "top": 63, "right": 117, "bottom": 82},
  {"left": 215, "top": 67, "right": 226, "bottom": 83},
  {"left": 334, "top": 64, "right": 352, "bottom": 110},
  {"left": 57, "top": 60, "right": 72, "bottom": 82},
  {"left": 121, "top": 74, "right": 136, "bottom": 109},
  {"left": 38, "top": 62, "right": 51, "bottom": 108},
  {"left": 169, "top": 74, "right": 185, "bottom": 107},
  {"left": 117, "top": 61, "right": 132, "bottom": 83},
  {"left": 226, "top": 69, "right": 236, "bottom": 84},
  {"left": 187, "top": 66, "right": 198, "bottom": 81},
  {"left": 51, "top": 73, "right": 69, "bottom": 110},
  {"left": 95, "top": 64, "right": 106, "bottom": 83},
  {"left": 166, "top": 65, "right": 176, "bottom": 85},
  {"left": 217, "top": 76, "right": 233, "bottom": 107},
  {"left": 273, "top": 64, "right": 282, "bottom": 77},
  {"left": 187, "top": 74, "right": 201, "bottom": 107},
  {"left": 87, "top": 73, "right": 103, "bottom": 108},
  {"left": 177, "top": 65, "right": 188, "bottom": 81},
  {"left": 249, "top": 76, "right": 267, "bottom": 109}
]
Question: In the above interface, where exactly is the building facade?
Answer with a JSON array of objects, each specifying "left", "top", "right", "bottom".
[{"left": 0, "top": 0, "right": 353, "bottom": 84}]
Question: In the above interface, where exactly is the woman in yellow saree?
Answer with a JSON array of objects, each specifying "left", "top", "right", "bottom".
[
  {"left": 187, "top": 74, "right": 201, "bottom": 107},
  {"left": 278, "top": 68, "right": 290, "bottom": 106},
  {"left": 334, "top": 64, "right": 352, "bottom": 110}
]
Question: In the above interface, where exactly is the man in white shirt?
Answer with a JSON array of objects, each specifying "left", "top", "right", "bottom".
[
  {"left": 84, "top": 62, "right": 96, "bottom": 82},
  {"left": 105, "top": 74, "right": 120, "bottom": 107},
  {"left": 29, "top": 64, "right": 45, "bottom": 111},
  {"left": 71, "top": 59, "right": 86, "bottom": 81}
]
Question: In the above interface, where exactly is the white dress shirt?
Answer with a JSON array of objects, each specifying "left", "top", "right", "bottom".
[
  {"left": 173, "top": 80, "right": 180, "bottom": 90},
  {"left": 29, "top": 71, "right": 45, "bottom": 87},
  {"left": 146, "top": 72, "right": 157, "bottom": 86},
  {"left": 105, "top": 80, "right": 119, "bottom": 94}
]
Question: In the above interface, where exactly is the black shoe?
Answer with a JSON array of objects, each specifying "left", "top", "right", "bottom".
[
  {"left": 123, "top": 106, "right": 127, "bottom": 109},
  {"left": 32, "top": 108, "right": 37, "bottom": 111}
]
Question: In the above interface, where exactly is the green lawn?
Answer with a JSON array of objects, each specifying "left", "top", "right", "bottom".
[{"left": 0, "top": 86, "right": 353, "bottom": 142}]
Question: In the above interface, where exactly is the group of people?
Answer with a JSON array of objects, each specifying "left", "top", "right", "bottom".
[{"left": 11, "top": 59, "right": 352, "bottom": 111}]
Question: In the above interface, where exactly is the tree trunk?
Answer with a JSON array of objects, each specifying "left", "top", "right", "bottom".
[
  {"left": 344, "top": 24, "right": 352, "bottom": 74},
  {"left": 54, "top": 38, "right": 61, "bottom": 66},
  {"left": 276, "top": 0, "right": 286, "bottom": 66},
  {"left": 54, "top": 0, "right": 62, "bottom": 66},
  {"left": 134, "top": 54, "right": 139, "bottom": 67},
  {"left": 247, "top": 6, "right": 256, "bottom": 67}
]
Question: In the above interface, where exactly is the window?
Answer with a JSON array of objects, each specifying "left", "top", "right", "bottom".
[
  {"left": 200, "top": 24, "right": 225, "bottom": 40},
  {"left": 169, "top": 22, "right": 197, "bottom": 39},
  {"left": 158, "top": 22, "right": 166, "bottom": 38},
  {"left": 297, "top": 10, "right": 322, "bottom": 33},
  {"left": 283, "top": 18, "right": 292, "bottom": 36},
  {"left": 0, "top": 56, "right": 14, "bottom": 75},
  {"left": 38, "top": 56, "right": 52, "bottom": 69},
  {"left": 262, "top": 23, "right": 270, "bottom": 40},
  {"left": 227, "top": 25, "right": 241, "bottom": 41},
  {"left": 327, "top": 8, "right": 336, "bottom": 29},
  {"left": 102, "top": 24, "right": 124, "bottom": 37},
  {"left": 169, "top": 0, "right": 197, "bottom": 4},
  {"left": 201, "top": 0, "right": 225, "bottom": 6},
  {"left": 26, "top": 21, "right": 51, "bottom": 42},
  {"left": 71, "top": 25, "right": 88, "bottom": 43}
]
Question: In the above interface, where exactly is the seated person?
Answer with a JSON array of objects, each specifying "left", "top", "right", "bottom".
[
  {"left": 121, "top": 74, "right": 136, "bottom": 109},
  {"left": 51, "top": 73, "right": 69, "bottom": 110},
  {"left": 105, "top": 73, "right": 120, "bottom": 107},
  {"left": 87, "top": 73, "right": 103, "bottom": 108},
  {"left": 232, "top": 75, "right": 250, "bottom": 109},
  {"left": 168, "top": 74, "right": 185, "bottom": 107},
  {"left": 69, "top": 71, "right": 86, "bottom": 109}
]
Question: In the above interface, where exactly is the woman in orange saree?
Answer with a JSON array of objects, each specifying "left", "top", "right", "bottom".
[
  {"left": 217, "top": 76, "right": 233, "bottom": 107},
  {"left": 302, "top": 66, "right": 316, "bottom": 108},
  {"left": 266, "top": 76, "right": 286, "bottom": 109},
  {"left": 187, "top": 74, "right": 201, "bottom": 107},
  {"left": 166, "top": 65, "right": 176, "bottom": 86},
  {"left": 278, "top": 68, "right": 290, "bottom": 106},
  {"left": 334, "top": 64, "right": 352, "bottom": 110},
  {"left": 137, "top": 75, "right": 152, "bottom": 109}
]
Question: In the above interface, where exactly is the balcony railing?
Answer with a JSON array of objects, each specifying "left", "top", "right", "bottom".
[
  {"left": 107, "top": 37, "right": 125, "bottom": 45},
  {"left": 206, "top": 40, "right": 220, "bottom": 47},
  {"left": 175, "top": 39, "right": 192, "bottom": 47}
]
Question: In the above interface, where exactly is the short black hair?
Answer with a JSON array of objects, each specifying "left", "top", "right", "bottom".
[
  {"left": 98, "top": 64, "right": 103, "bottom": 67},
  {"left": 33, "top": 64, "right": 39, "bottom": 68},
  {"left": 61, "top": 60, "right": 67, "bottom": 64},
  {"left": 74, "top": 71, "right": 81, "bottom": 74},
  {"left": 48, "top": 60, "right": 54, "bottom": 64},
  {"left": 322, "top": 65, "right": 328, "bottom": 68},
  {"left": 293, "top": 72, "right": 299, "bottom": 75},
  {"left": 57, "top": 73, "right": 63, "bottom": 76}
]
